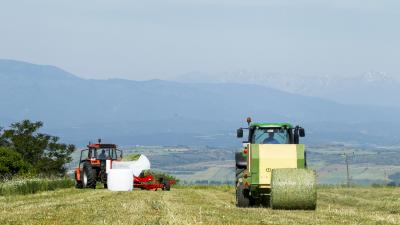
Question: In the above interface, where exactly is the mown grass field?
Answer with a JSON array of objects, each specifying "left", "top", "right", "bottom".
[{"left": 0, "top": 186, "right": 399, "bottom": 225}]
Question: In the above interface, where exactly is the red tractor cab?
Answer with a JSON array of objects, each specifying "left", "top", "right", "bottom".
[{"left": 75, "top": 139, "right": 122, "bottom": 189}]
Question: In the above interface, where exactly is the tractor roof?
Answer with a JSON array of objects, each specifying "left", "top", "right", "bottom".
[
  {"left": 87, "top": 143, "right": 117, "bottom": 149},
  {"left": 250, "top": 122, "right": 293, "bottom": 128}
]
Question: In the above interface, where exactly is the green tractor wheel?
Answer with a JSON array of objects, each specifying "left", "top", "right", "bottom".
[
  {"left": 236, "top": 186, "right": 252, "bottom": 207},
  {"left": 270, "top": 168, "right": 317, "bottom": 210},
  {"left": 82, "top": 162, "right": 97, "bottom": 189}
]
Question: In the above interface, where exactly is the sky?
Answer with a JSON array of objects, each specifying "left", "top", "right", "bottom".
[{"left": 0, "top": 0, "right": 399, "bottom": 80}]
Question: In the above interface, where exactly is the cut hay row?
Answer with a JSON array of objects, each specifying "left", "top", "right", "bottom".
[
  {"left": 271, "top": 168, "right": 317, "bottom": 210},
  {"left": 0, "top": 178, "right": 74, "bottom": 196}
]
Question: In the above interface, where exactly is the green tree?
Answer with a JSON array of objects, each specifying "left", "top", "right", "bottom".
[
  {"left": 1, "top": 120, "right": 75, "bottom": 176},
  {"left": 0, "top": 147, "right": 31, "bottom": 178}
]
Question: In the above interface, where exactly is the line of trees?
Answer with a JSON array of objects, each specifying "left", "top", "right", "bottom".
[{"left": 0, "top": 120, "right": 75, "bottom": 178}]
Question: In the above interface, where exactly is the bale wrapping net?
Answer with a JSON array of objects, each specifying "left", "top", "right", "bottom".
[{"left": 270, "top": 168, "right": 317, "bottom": 210}]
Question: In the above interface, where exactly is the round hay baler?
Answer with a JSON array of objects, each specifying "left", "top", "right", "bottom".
[{"left": 235, "top": 118, "right": 317, "bottom": 210}]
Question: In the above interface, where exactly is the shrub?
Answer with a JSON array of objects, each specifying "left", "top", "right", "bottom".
[{"left": 0, "top": 147, "right": 31, "bottom": 177}]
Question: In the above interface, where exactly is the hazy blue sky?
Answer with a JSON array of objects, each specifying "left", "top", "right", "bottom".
[{"left": 1, "top": 0, "right": 399, "bottom": 80}]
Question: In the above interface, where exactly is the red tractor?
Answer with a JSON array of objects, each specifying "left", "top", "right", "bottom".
[{"left": 74, "top": 139, "right": 122, "bottom": 189}]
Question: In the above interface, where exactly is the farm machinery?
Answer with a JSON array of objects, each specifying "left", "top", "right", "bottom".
[
  {"left": 134, "top": 174, "right": 175, "bottom": 191},
  {"left": 74, "top": 139, "right": 175, "bottom": 191},
  {"left": 235, "top": 118, "right": 316, "bottom": 209}
]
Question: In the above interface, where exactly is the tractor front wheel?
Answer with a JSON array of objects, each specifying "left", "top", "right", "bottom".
[
  {"left": 75, "top": 170, "right": 83, "bottom": 189},
  {"left": 75, "top": 180, "right": 83, "bottom": 189},
  {"left": 82, "top": 162, "right": 97, "bottom": 189}
]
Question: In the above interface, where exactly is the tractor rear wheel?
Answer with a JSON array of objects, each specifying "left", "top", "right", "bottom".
[
  {"left": 236, "top": 186, "right": 251, "bottom": 207},
  {"left": 82, "top": 162, "right": 97, "bottom": 189},
  {"left": 235, "top": 152, "right": 247, "bottom": 169}
]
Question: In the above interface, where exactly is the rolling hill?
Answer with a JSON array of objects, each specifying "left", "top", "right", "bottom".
[
  {"left": 176, "top": 71, "right": 400, "bottom": 108},
  {"left": 1, "top": 59, "right": 399, "bottom": 146}
]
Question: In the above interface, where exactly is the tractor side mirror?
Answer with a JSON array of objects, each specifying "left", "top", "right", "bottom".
[
  {"left": 299, "top": 128, "right": 305, "bottom": 137},
  {"left": 237, "top": 128, "right": 243, "bottom": 138}
]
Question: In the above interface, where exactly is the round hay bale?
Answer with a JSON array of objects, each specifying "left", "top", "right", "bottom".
[{"left": 270, "top": 168, "right": 317, "bottom": 210}]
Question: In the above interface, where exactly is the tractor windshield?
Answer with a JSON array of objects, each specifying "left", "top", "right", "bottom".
[
  {"left": 98, "top": 149, "right": 108, "bottom": 159},
  {"left": 252, "top": 127, "right": 289, "bottom": 144},
  {"left": 97, "top": 148, "right": 121, "bottom": 160},
  {"left": 82, "top": 148, "right": 121, "bottom": 160}
]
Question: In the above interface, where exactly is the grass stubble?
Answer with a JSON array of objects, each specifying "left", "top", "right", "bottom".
[{"left": 0, "top": 186, "right": 399, "bottom": 225}]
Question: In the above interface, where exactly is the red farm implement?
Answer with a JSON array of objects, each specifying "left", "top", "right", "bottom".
[{"left": 134, "top": 175, "right": 176, "bottom": 191}]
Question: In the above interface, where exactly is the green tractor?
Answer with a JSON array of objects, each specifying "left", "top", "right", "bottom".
[{"left": 235, "top": 118, "right": 316, "bottom": 209}]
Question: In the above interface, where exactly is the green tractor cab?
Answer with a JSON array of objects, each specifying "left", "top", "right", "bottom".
[{"left": 235, "top": 118, "right": 316, "bottom": 209}]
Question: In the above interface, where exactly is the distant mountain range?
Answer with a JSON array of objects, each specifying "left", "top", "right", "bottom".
[
  {"left": 1, "top": 59, "right": 399, "bottom": 147},
  {"left": 176, "top": 71, "right": 400, "bottom": 108}
]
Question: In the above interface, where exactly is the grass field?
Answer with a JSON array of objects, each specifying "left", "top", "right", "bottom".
[
  {"left": 0, "top": 178, "right": 74, "bottom": 196},
  {"left": 1, "top": 186, "right": 399, "bottom": 225}
]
